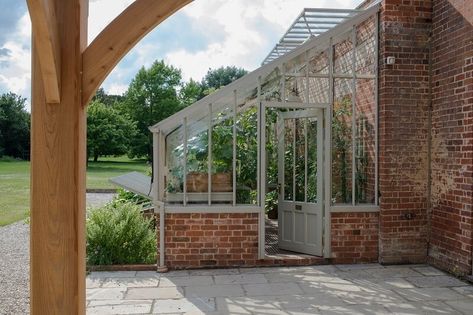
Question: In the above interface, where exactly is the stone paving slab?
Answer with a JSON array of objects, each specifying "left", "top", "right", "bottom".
[
  {"left": 185, "top": 284, "right": 245, "bottom": 298},
  {"left": 405, "top": 275, "right": 467, "bottom": 288},
  {"left": 85, "top": 264, "right": 473, "bottom": 315},
  {"left": 152, "top": 297, "right": 216, "bottom": 314},
  {"left": 101, "top": 277, "right": 160, "bottom": 288},
  {"left": 383, "top": 301, "right": 462, "bottom": 315},
  {"left": 243, "top": 282, "right": 304, "bottom": 296},
  {"left": 126, "top": 287, "right": 184, "bottom": 300},
  {"left": 214, "top": 274, "right": 268, "bottom": 285},
  {"left": 394, "top": 287, "right": 467, "bottom": 302},
  {"left": 87, "top": 300, "right": 153, "bottom": 315}
]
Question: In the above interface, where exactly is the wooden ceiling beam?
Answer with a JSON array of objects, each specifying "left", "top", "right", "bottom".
[
  {"left": 82, "top": 0, "right": 193, "bottom": 106},
  {"left": 26, "top": 0, "right": 61, "bottom": 103}
]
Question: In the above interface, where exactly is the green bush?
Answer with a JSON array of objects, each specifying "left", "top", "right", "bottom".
[
  {"left": 86, "top": 201, "right": 157, "bottom": 265},
  {"left": 115, "top": 188, "right": 149, "bottom": 204}
]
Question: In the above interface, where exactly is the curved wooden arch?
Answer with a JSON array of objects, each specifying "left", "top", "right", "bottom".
[{"left": 82, "top": 0, "right": 192, "bottom": 106}]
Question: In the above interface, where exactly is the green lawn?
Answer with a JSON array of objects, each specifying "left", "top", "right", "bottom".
[
  {"left": 0, "top": 158, "right": 30, "bottom": 226},
  {"left": 0, "top": 156, "right": 148, "bottom": 226},
  {"left": 87, "top": 156, "right": 149, "bottom": 189}
]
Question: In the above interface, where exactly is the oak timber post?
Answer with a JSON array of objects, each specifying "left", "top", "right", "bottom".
[{"left": 30, "top": 0, "right": 88, "bottom": 313}]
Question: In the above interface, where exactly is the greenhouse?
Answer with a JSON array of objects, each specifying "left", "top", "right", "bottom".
[{"left": 147, "top": 5, "right": 380, "bottom": 267}]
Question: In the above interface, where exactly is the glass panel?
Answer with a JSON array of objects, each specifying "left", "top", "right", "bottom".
[
  {"left": 334, "top": 36, "right": 354, "bottom": 75},
  {"left": 308, "top": 49, "right": 329, "bottom": 75},
  {"left": 307, "top": 117, "right": 318, "bottom": 203},
  {"left": 332, "top": 79, "right": 353, "bottom": 204},
  {"left": 236, "top": 106, "right": 258, "bottom": 204},
  {"left": 308, "top": 78, "right": 329, "bottom": 103},
  {"left": 261, "top": 67, "right": 282, "bottom": 101},
  {"left": 295, "top": 118, "right": 305, "bottom": 202},
  {"left": 356, "top": 16, "right": 376, "bottom": 75},
  {"left": 284, "top": 118, "right": 294, "bottom": 201},
  {"left": 165, "top": 125, "right": 185, "bottom": 204},
  {"left": 186, "top": 117, "right": 208, "bottom": 204},
  {"left": 355, "top": 79, "right": 376, "bottom": 204},
  {"left": 211, "top": 105, "right": 233, "bottom": 203},
  {"left": 285, "top": 53, "right": 306, "bottom": 76},
  {"left": 285, "top": 76, "right": 305, "bottom": 103},
  {"left": 265, "top": 107, "right": 279, "bottom": 214}
]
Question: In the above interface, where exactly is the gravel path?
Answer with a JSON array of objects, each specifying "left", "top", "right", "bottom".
[
  {"left": 0, "top": 221, "right": 29, "bottom": 315},
  {"left": 0, "top": 193, "right": 115, "bottom": 314}
]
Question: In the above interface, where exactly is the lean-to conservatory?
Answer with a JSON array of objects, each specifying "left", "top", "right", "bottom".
[{"left": 114, "top": 4, "right": 380, "bottom": 269}]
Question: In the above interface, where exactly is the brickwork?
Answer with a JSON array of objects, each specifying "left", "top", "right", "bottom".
[
  {"left": 378, "top": 0, "right": 432, "bottom": 264},
  {"left": 428, "top": 0, "right": 473, "bottom": 275},
  {"left": 331, "top": 212, "right": 379, "bottom": 264},
  {"left": 156, "top": 213, "right": 259, "bottom": 269}
]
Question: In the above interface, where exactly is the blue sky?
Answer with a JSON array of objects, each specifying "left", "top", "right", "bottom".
[{"left": 0, "top": 0, "right": 362, "bottom": 108}]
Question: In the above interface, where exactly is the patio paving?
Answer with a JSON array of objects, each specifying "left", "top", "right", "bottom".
[{"left": 87, "top": 264, "right": 473, "bottom": 315}]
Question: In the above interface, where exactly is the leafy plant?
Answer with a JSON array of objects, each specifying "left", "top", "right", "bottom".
[
  {"left": 86, "top": 201, "right": 156, "bottom": 265},
  {"left": 115, "top": 188, "right": 149, "bottom": 204}
]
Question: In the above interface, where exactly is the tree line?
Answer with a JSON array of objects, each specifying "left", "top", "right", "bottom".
[{"left": 0, "top": 61, "right": 247, "bottom": 161}]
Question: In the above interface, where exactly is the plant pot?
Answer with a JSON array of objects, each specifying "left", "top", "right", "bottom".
[
  {"left": 186, "top": 172, "right": 208, "bottom": 192},
  {"left": 211, "top": 172, "right": 232, "bottom": 192},
  {"left": 267, "top": 206, "right": 278, "bottom": 220}
]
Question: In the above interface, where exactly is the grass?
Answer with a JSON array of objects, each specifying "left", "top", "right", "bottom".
[
  {"left": 86, "top": 156, "right": 149, "bottom": 189},
  {"left": 0, "top": 156, "right": 148, "bottom": 226},
  {"left": 0, "top": 158, "right": 30, "bottom": 226}
]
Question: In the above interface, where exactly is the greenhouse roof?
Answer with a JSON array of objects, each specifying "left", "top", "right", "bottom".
[
  {"left": 150, "top": 3, "right": 380, "bottom": 135},
  {"left": 262, "top": 8, "right": 361, "bottom": 65}
]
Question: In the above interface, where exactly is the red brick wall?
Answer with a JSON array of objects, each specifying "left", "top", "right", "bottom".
[
  {"left": 428, "top": 0, "right": 473, "bottom": 275},
  {"left": 157, "top": 213, "right": 259, "bottom": 269},
  {"left": 378, "top": 0, "right": 432, "bottom": 264},
  {"left": 331, "top": 212, "right": 379, "bottom": 263}
]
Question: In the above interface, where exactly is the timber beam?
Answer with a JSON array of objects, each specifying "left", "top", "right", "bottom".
[
  {"left": 26, "top": 0, "right": 61, "bottom": 103},
  {"left": 82, "top": 0, "right": 192, "bottom": 106}
]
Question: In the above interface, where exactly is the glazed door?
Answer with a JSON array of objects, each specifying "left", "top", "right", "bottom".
[{"left": 277, "top": 109, "right": 323, "bottom": 256}]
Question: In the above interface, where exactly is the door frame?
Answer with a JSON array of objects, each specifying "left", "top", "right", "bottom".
[
  {"left": 277, "top": 109, "right": 324, "bottom": 256},
  {"left": 260, "top": 101, "right": 332, "bottom": 259}
]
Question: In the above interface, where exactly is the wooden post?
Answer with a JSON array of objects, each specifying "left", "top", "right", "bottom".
[
  {"left": 30, "top": 1, "right": 88, "bottom": 314},
  {"left": 27, "top": 0, "right": 192, "bottom": 313}
]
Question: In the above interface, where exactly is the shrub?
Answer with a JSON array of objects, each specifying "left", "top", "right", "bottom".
[
  {"left": 115, "top": 188, "right": 149, "bottom": 204},
  {"left": 86, "top": 201, "right": 156, "bottom": 265}
]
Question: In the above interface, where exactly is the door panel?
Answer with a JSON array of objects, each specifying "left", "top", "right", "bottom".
[{"left": 277, "top": 109, "right": 323, "bottom": 256}]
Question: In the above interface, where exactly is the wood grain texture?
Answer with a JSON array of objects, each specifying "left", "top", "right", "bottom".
[
  {"left": 29, "top": 0, "right": 193, "bottom": 313},
  {"left": 30, "top": 0, "right": 87, "bottom": 313},
  {"left": 82, "top": 0, "right": 193, "bottom": 106},
  {"left": 26, "top": 0, "right": 61, "bottom": 103}
]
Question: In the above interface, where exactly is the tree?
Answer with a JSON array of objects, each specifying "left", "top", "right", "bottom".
[
  {"left": 0, "top": 93, "right": 30, "bottom": 159},
  {"left": 179, "top": 79, "right": 202, "bottom": 106},
  {"left": 122, "top": 60, "right": 186, "bottom": 159},
  {"left": 92, "top": 87, "right": 124, "bottom": 107},
  {"left": 87, "top": 100, "right": 137, "bottom": 162},
  {"left": 200, "top": 66, "right": 248, "bottom": 98}
]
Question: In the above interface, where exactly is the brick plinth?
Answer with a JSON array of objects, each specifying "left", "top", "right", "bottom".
[
  {"left": 378, "top": 0, "right": 432, "bottom": 264},
  {"left": 331, "top": 212, "right": 379, "bottom": 264},
  {"left": 428, "top": 0, "right": 473, "bottom": 275},
  {"left": 156, "top": 213, "right": 259, "bottom": 269}
]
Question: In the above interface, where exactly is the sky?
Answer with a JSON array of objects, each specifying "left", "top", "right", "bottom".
[{"left": 0, "top": 0, "right": 363, "bottom": 109}]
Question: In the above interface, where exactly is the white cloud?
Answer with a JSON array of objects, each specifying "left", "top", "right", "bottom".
[
  {"left": 107, "top": 83, "right": 129, "bottom": 95},
  {"left": 88, "top": 0, "right": 135, "bottom": 44},
  {"left": 0, "top": 12, "right": 31, "bottom": 107},
  {"left": 166, "top": 0, "right": 362, "bottom": 81},
  {"left": 0, "top": 0, "right": 364, "bottom": 103}
]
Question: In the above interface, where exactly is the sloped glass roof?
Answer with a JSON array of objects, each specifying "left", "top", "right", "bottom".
[
  {"left": 262, "top": 8, "right": 361, "bottom": 65},
  {"left": 150, "top": 4, "right": 380, "bottom": 136}
]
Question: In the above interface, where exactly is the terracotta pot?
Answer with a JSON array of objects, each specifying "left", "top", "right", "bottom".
[
  {"left": 186, "top": 172, "right": 208, "bottom": 192},
  {"left": 211, "top": 172, "right": 232, "bottom": 192}
]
